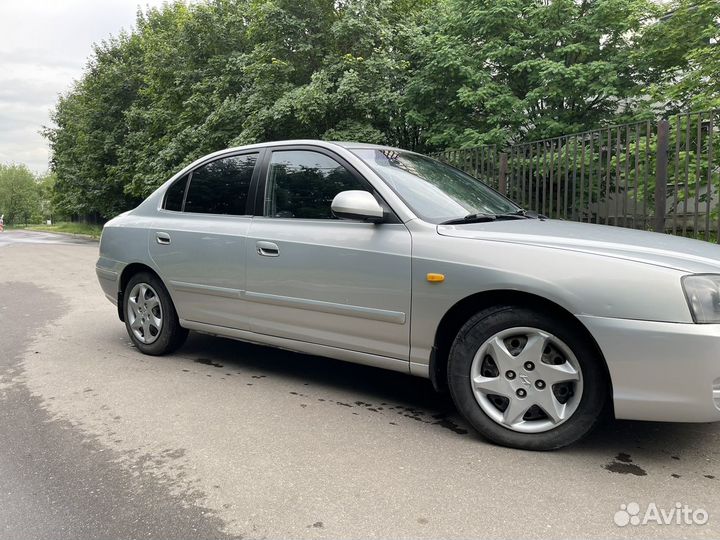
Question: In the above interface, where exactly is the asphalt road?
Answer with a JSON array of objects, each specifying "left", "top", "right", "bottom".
[{"left": 1, "top": 229, "right": 719, "bottom": 539}]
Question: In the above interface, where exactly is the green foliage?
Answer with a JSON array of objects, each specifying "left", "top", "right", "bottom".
[
  {"left": 36, "top": 172, "right": 57, "bottom": 221},
  {"left": 0, "top": 164, "right": 42, "bottom": 225},
  {"left": 46, "top": 31, "right": 145, "bottom": 219},
  {"left": 639, "top": 0, "right": 720, "bottom": 111},
  {"left": 406, "top": 0, "right": 656, "bottom": 149},
  {"left": 46, "top": 0, "right": 427, "bottom": 216},
  {"left": 43, "top": 0, "right": 719, "bottom": 220}
]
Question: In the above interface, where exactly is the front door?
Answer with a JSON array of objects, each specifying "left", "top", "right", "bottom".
[{"left": 245, "top": 147, "right": 412, "bottom": 361}]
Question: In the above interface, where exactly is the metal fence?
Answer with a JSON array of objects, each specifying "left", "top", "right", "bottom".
[{"left": 434, "top": 109, "right": 720, "bottom": 242}]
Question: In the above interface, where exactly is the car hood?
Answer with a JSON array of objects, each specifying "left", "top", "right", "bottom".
[{"left": 437, "top": 219, "right": 720, "bottom": 273}]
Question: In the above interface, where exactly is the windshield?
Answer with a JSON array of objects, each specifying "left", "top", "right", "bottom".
[{"left": 350, "top": 148, "right": 520, "bottom": 223}]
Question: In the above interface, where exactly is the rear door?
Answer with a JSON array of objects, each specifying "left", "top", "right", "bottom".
[
  {"left": 244, "top": 146, "right": 412, "bottom": 361},
  {"left": 149, "top": 151, "right": 261, "bottom": 329}
]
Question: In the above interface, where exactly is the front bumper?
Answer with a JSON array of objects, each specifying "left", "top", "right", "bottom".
[{"left": 579, "top": 315, "right": 720, "bottom": 423}]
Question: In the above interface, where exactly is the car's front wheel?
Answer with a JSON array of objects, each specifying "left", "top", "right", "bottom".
[
  {"left": 123, "top": 272, "right": 188, "bottom": 355},
  {"left": 448, "top": 305, "right": 608, "bottom": 450}
]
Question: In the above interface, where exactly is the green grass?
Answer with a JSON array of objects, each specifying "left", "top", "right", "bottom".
[{"left": 25, "top": 222, "right": 103, "bottom": 239}]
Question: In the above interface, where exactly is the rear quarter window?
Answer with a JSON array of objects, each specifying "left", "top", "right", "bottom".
[{"left": 163, "top": 174, "right": 188, "bottom": 211}]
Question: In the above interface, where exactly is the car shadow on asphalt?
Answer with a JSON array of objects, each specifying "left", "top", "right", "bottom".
[
  {"left": 179, "top": 332, "right": 455, "bottom": 412},
  {"left": 176, "top": 332, "right": 719, "bottom": 458}
]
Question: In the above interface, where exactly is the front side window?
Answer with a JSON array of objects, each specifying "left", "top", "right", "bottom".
[
  {"left": 183, "top": 153, "right": 258, "bottom": 215},
  {"left": 351, "top": 148, "right": 520, "bottom": 223},
  {"left": 264, "top": 150, "right": 369, "bottom": 219}
]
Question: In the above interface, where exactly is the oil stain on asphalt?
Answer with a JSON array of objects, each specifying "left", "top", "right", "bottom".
[
  {"left": 604, "top": 452, "right": 648, "bottom": 476},
  {"left": 285, "top": 390, "right": 469, "bottom": 435},
  {"left": 194, "top": 358, "right": 224, "bottom": 368}
]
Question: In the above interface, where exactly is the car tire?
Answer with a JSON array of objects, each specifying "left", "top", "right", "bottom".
[
  {"left": 447, "top": 305, "right": 608, "bottom": 450},
  {"left": 123, "top": 272, "right": 188, "bottom": 355}
]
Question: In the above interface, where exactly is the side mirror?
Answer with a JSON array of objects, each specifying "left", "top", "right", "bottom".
[{"left": 331, "top": 190, "right": 384, "bottom": 223}]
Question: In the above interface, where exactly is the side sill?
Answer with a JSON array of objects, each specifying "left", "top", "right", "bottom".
[
  {"left": 181, "top": 319, "right": 411, "bottom": 375},
  {"left": 410, "top": 361, "right": 430, "bottom": 379}
]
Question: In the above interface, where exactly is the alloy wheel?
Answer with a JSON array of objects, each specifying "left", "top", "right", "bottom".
[{"left": 127, "top": 282, "right": 163, "bottom": 345}]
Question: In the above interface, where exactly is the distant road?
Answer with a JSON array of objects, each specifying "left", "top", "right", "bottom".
[
  {"left": 0, "top": 229, "right": 95, "bottom": 248},
  {"left": 0, "top": 230, "right": 718, "bottom": 539}
]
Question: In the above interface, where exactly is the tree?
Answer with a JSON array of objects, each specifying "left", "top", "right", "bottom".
[
  {"left": 638, "top": 0, "right": 720, "bottom": 112},
  {"left": 43, "top": 0, "right": 717, "bottom": 221},
  {"left": 0, "top": 164, "right": 41, "bottom": 225},
  {"left": 45, "top": 0, "right": 428, "bottom": 210},
  {"left": 404, "top": 0, "right": 656, "bottom": 149},
  {"left": 37, "top": 172, "right": 57, "bottom": 222},
  {"left": 45, "top": 31, "right": 145, "bottom": 220}
]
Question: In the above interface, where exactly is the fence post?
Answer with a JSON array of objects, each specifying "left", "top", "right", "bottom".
[
  {"left": 498, "top": 152, "right": 508, "bottom": 195},
  {"left": 654, "top": 119, "right": 669, "bottom": 233}
]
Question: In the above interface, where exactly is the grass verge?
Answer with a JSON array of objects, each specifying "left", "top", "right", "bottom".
[{"left": 24, "top": 222, "right": 103, "bottom": 239}]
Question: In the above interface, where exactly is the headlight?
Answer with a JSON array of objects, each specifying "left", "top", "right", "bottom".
[{"left": 682, "top": 274, "right": 720, "bottom": 323}]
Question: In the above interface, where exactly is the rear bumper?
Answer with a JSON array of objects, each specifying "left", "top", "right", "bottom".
[
  {"left": 579, "top": 315, "right": 720, "bottom": 423},
  {"left": 96, "top": 257, "right": 120, "bottom": 305}
]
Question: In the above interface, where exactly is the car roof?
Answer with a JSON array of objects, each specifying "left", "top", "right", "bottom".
[
  {"left": 329, "top": 141, "right": 407, "bottom": 152},
  {"left": 200, "top": 140, "right": 417, "bottom": 159}
]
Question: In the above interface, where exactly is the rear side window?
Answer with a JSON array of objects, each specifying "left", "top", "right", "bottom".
[
  {"left": 184, "top": 153, "right": 258, "bottom": 215},
  {"left": 163, "top": 174, "right": 188, "bottom": 211}
]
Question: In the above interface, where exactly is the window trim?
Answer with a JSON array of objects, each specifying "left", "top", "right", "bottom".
[
  {"left": 160, "top": 150, "right": 262, "bottom": 216},
  {"left": 256, "top": 145, "right": 399, "bottom": 223}
]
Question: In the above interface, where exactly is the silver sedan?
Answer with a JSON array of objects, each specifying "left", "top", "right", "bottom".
[{"left": 97, "top": 140, "right": 720, "bottom": 450}]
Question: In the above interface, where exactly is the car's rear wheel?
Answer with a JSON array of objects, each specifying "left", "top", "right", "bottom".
[
  {"left": 448, "top": 305, "right": 607, "bottom": 450},
  {"left": 123, "top": 272, "right": 188, "bottom": 355}
]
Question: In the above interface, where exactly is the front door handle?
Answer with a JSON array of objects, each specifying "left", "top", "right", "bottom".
[
  {"left": 156, "top": 232, "right": 171, "bottom": 245},
  {"left": 256, "top": 241, "right": 279, "bottom": 257}
]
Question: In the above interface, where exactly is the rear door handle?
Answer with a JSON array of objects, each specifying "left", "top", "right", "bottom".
[
  {"left": 156, "top": 232, "right": 171, "bottom": 245},
  {"left": 256, "top": 241, "right": 279, "bottom": 257}
]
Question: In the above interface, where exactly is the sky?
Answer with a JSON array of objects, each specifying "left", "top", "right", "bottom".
[{"left": 0, "top": 0, "right": 170, "bottom": 174}]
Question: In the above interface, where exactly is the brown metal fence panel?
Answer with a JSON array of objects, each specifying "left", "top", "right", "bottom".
[
  {"left": 433, "top": 109, "right": 720, "bottom": 242},
  {"left": 665, "top": 110, "right": 720, "bottom": 241}
]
